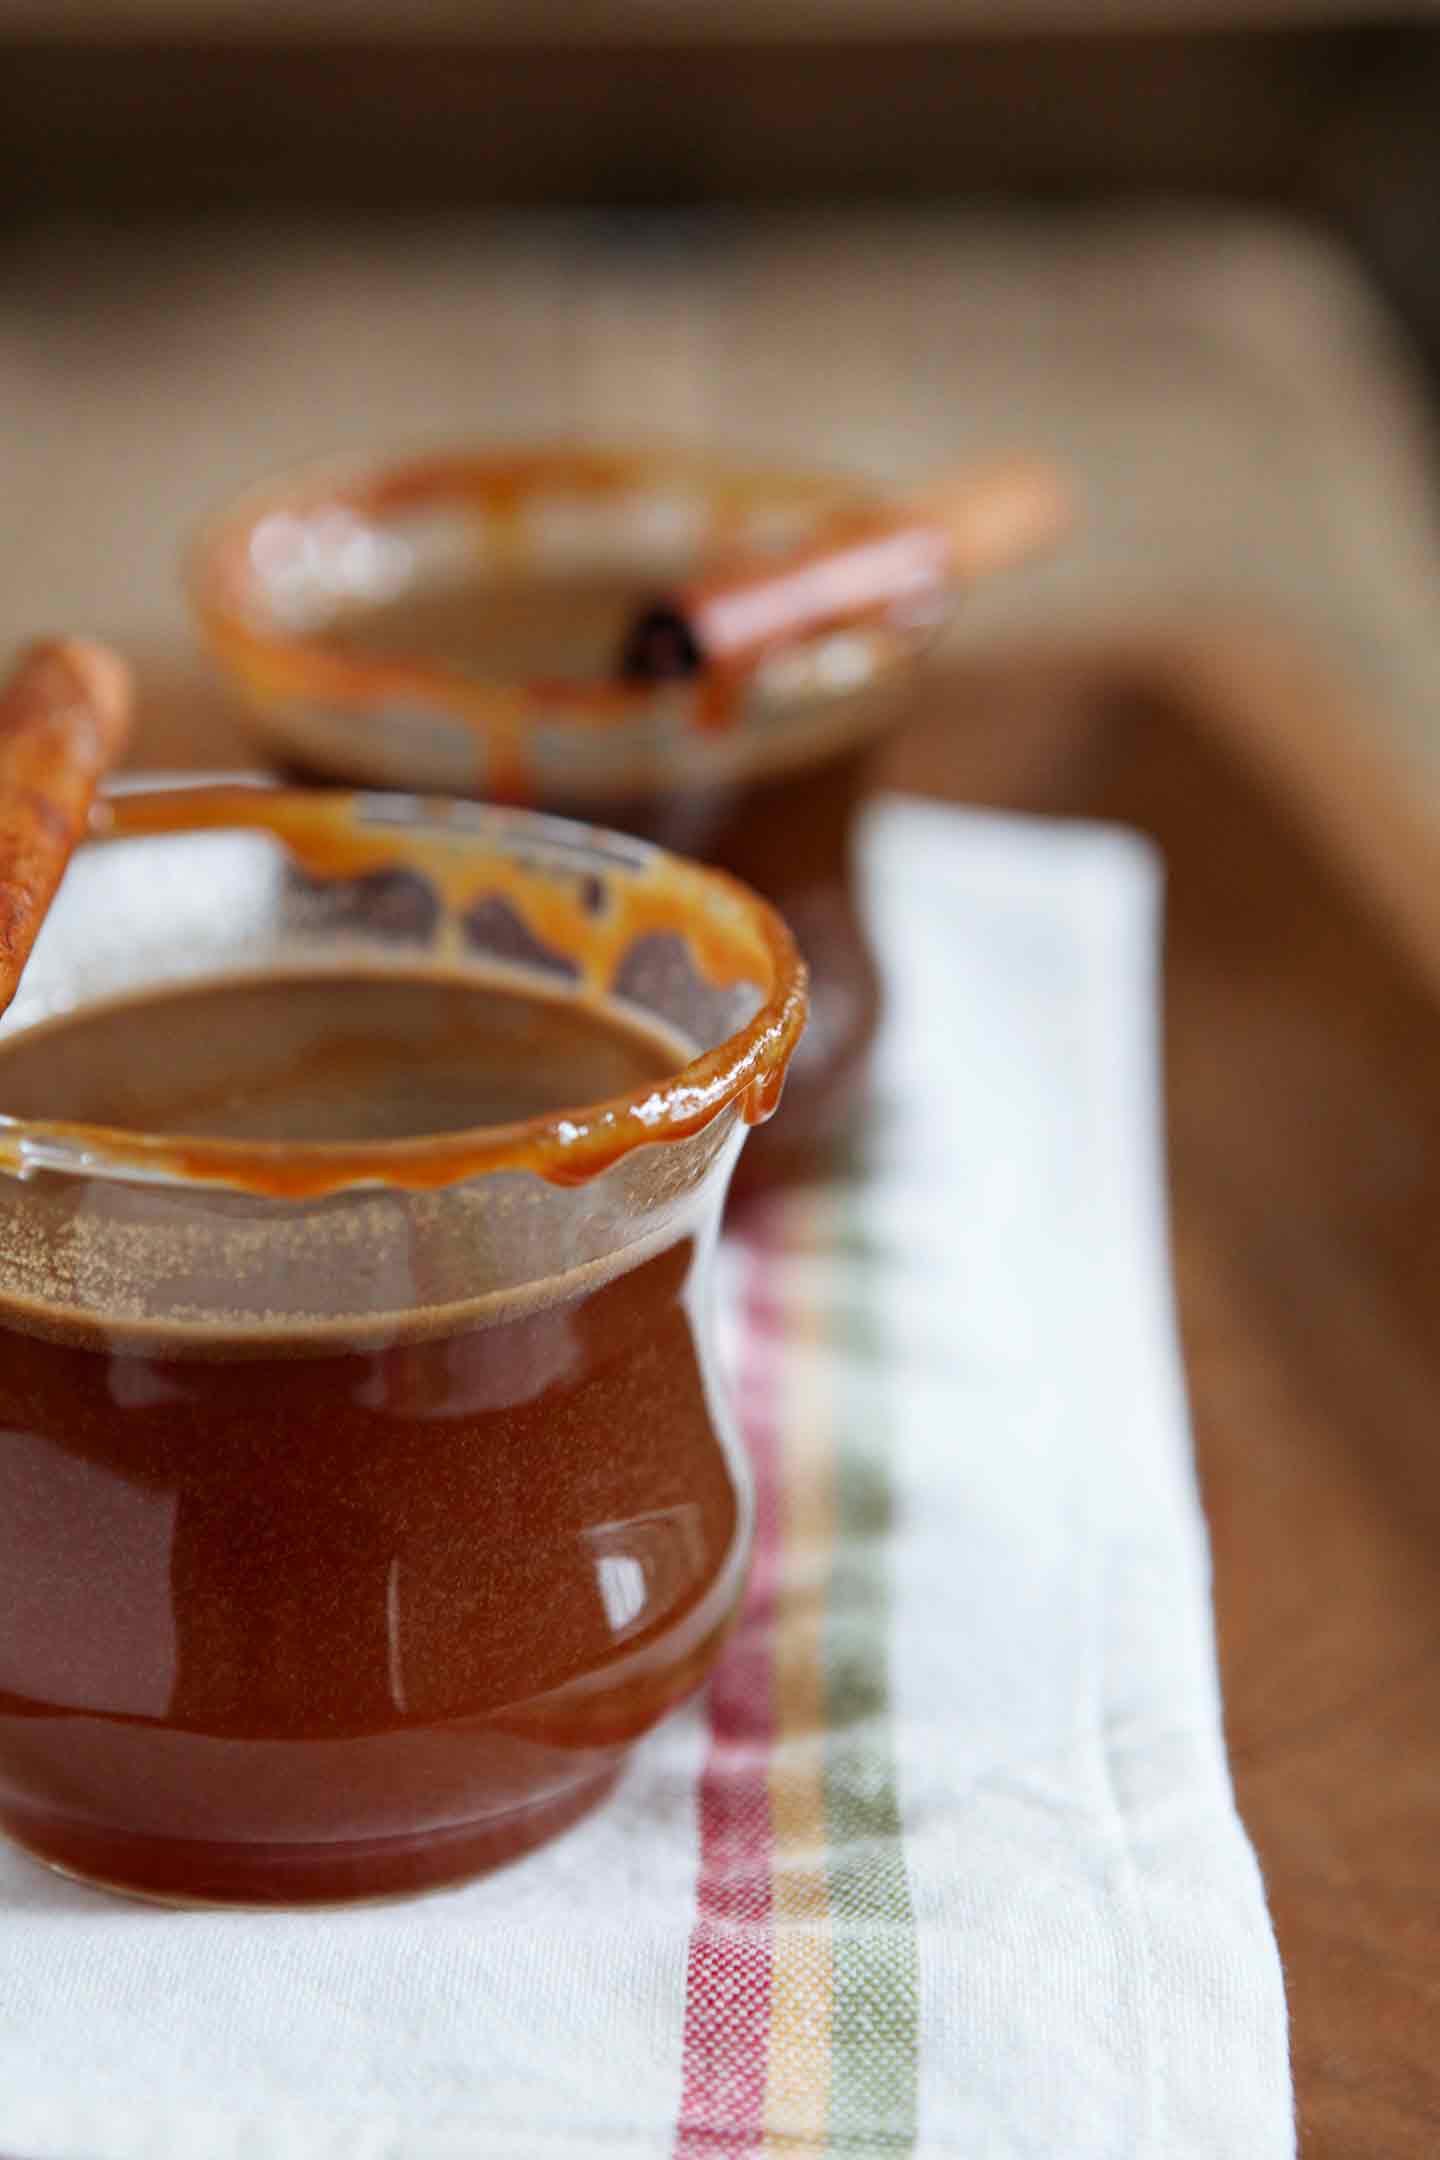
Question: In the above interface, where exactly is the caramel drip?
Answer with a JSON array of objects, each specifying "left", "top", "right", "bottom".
[
  {"left": 3, "top": 786, "right": 806, "bottom": 1199},
  {"left": 106, "top": 787, "right": 773, "bottom": 995}
]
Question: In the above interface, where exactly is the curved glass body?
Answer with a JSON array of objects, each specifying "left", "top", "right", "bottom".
[
  {"left": 0, "top": 786, "right": 804, "bottom": 1904},
  {"left": 192, "top": 446, "right": 935, "bottom": 1188}
]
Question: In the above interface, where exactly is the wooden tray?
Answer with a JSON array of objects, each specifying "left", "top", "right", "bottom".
[{"left": 883, "top": 625, "right": 1440, "bottom": 2159}]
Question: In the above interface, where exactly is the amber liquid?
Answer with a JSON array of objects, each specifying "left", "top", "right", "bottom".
[
  {"left": 323, "top": 571, "right": 640, "bottom": 682},
  {"left": 318, "top": 574, "right": 888, "bottom": 1189},
  {"left": 0, "top": 973, "right": 748, "bottom": 1902}
]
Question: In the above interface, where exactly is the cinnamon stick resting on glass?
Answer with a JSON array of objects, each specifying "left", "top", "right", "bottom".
[
  {"left": 0, "top": 639, "right": 134, "bottom": 1017},
  {"left": 619, "top": 454, "right": 1070, "bottom": 683}
]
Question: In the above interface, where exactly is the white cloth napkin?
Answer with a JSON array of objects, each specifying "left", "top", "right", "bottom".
[{"left": 0, "top": 797, "right": 1292, "bottom": 2159}]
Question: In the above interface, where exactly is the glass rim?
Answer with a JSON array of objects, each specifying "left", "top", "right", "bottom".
[
  {"left": 0, "top": 782, "right": 808, "bottom": 1200},
  {"left": 185, "top": 438, "right": 890, "bottom": 733}
]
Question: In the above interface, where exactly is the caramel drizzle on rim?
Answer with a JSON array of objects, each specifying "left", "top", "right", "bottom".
[
  {"left": 0, "top": 786, "right": 806, "bottom": 1200},
  {"left": 189, "top": 445, "right": 879, "bottom": 783}
]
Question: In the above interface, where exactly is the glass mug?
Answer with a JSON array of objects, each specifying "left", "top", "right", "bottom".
[
  {"left": 190, "top": 446, "right": 934, "bottom": 1191},
  {"left": 0, "top": 784, "right": 805, "bottom": 1905}
]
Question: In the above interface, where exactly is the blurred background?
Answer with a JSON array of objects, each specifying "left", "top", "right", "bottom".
[{"left": 3, "top": 0, "right": 1440, "bottom": 794}]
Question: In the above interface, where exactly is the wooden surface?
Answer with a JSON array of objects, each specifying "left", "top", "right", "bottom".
[
  {"left": 884, "top": 633, "right": 1440, "bottom": 2158},
  {"left": 0, "top": 35, "right": 1379, "bottom": 216},
  {"left": 0, "top": 1, "right": 1420, "bottom": 41}
]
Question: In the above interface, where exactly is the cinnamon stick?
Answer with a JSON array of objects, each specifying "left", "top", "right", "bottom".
[
  {"left": 0, "top": 639, "right": 133, "bottom": 1017},
  {"left": 619, "top": 454, "right": 1070, "bottom": 683}
]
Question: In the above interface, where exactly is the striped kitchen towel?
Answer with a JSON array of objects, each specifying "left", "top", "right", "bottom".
[{"left": 0, "top": 798, "right": 1292, "bottom": 2160}]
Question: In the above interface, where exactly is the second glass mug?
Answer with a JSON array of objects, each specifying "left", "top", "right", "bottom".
[
  {"left": 190, "top": 446, "right": 934, "bottom": 1190},
  {"left": 0, "top": 783, "right": 805, "bottom": 1905}
]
